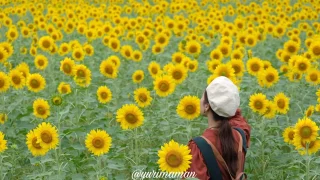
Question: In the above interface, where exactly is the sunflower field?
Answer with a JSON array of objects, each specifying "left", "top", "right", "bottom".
[{"left": 0, "top": 0, "right": 320, "bottom": 179}]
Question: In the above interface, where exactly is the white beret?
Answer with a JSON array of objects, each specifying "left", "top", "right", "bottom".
[{"left": 206, "top": 76, "right": 240, "bottom": 117}]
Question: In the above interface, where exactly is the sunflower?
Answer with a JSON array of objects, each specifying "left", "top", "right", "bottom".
[
  {"left": 228, "top": 59, "right": 245, "bottom": 77},
  {"left": 176, "top": 95, "right": 200, "bottom": 120},
  {"left": 116, "top": 104, "right": 144, "bottom": 130},
  {"left": 0, "top": 47, "right": 9, "bottom": 63},
  {"left": 172, "top": 52, "right": 185, "bottom": 64},
  {"left": 293, "top": 117, "right": 319, "bottom": 146},
  {"left": 58, "top": 43, "right": 70, "bottom": 56},
  {"left": 34, "top": 122, "right": 59, "bottom": 149},
  {"left": 284, "top": 40, "right": 300, "bottom": 55},
  {"left": 108, "top": 55, "right": 121, "bottom": 69},
  {"left": 305, "top": 69, "right": 320, "bottom": 85},
  {"left": 185, "top": 40, "right": 201, "bottom": 55},
  {"left": 249, "top": 93, "right": 268, "bottom": 115},
  {"left": 188, "top": 60, "right": 198, "bottom": 72},
  {"left": 8, "top": 69, "right": 25, "bottom": 89},
  {"left": 263, "top": 100, "right": 277, "bottom": 119},
  {"left": 15, "top": 62, "right": 29, "bottom": 78},
  {"left": 274, "top": 25, "right": 286, "bottom": 38},
  {"left": 155, "top": 33, "right": 169, "bottom": 47},
  {"left": 218, "top": 43, "right": 232, "bottom": 57},
  {"left": 296, "top": 140, "right": 320, "bottom": 155},
  {"left": 120, "top": 45, "right": 133, "bottom": 60},
  {"left": 209, "top": 49, "right": 223, "bottom": 61},
  {"left": 309, "top": 41, "right": 320, "bottom": 58},
  {"left": 99, "top": 59, "right": 118, "bottom": 79},
  {"left": 304, "top": 106, "right": 315, "bottom": 117},
  {"left": 134, "top": 87, "right": 153, "bottom": 108},
  {"left": 0, "top": 42, "right": 14, "bottom": 57},
  {"left": 72, "top": 48, "right": 85, "bottom": 61},
  {"left": 283, "top": 127, "right": 295, "bottom": 145},
  {"left": 73, "top": 64, "right": 92, "bottom": 87},
  {"left": 132, "top": 50, "right": 143, "bottom": 62},
  {"left": 154, "top": 75, "right": 176, "bottom": 97},
  {"left": 83, "top": 44, "right": 94, "bottom": 56},
  {"left": 168, "top": 64, "right": 188, "bottom": 84},
  {"left": 97, "top": 86, "right": 112, "bottom": 104},
  {"left": 0, "top": 131, "right": 7, "bottom": 153},
  {"left": 34, "top": 54, "right": 48, "bottom": 70},
  {"left": 231, "top": 49, "right": 244, "bottom": 60},
  {"left": 213, "top": 64, "right": 236, "bottom": 80},
  {"left": 258, "top": 68, "right": 279, "bottom": 88},
  {"left": 51, "top": 95, "right": 62, "bottom": 106},
  {"left": 293, "top": 56, "right": 310, "bottom": 73},
  {"left": 132, "top": 70, "right": 144, "bottom": 83},
  {"left": 0, "top": 113, "right": 7, "bottom": 124},
  {"left": 57, "top": 82, "right": 72, "bottom": 94},
  {"left": 108, "top": 37, "right": 121, "bottom": 52},
  {"left": 26, "top": 130, "right": 49, "bottom": 156},
  {"left": 60, "top": 57, "right": 75, "bottom": 76},
  {"left": 207, "top": 60, "right": 221, "bottom": 73},
  {"left": 157, "top": 140, "right": 192, "bottom": 172},
  {"left": 26, "top": 73, "right": 46, "bottom": 92},
  {"left": 38, "top": 36, "right": 54, "bottom": 51},
  {"left": 6, "top": 27, "right": 19, "bottom": 41},
  {"left": 33, "top": 98, "right": 50, "bottom": 119},
  {"left": 148, "top": 61, "right": 162, "bottom": 79},
  {"left": 245, "top": 34, "right": 257, "bottom": 47},
  {"left": 247, "top": 57, "right": 263, "bottom": 76},
  {"left": 273, "top": 92, "right": 290, "bottom": 114},
  {"left": 152, "top": 44, "right": 164, "bottom": 55},
  {"left": 85, "top": 129, "right": 112, "bottom": 156}
]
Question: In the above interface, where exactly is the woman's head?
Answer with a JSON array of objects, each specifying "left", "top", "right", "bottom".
[{"left": 201, "top": 90, "right": 229, "bottom": 121}]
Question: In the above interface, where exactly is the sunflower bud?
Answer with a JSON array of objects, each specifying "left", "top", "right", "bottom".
[{"left": 52, "top": 96, "right": 62, "bottom": 106}]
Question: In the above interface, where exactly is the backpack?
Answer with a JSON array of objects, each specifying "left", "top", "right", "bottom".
[{"left": 193, "top": 127, "right": 247, "bottom": 180}]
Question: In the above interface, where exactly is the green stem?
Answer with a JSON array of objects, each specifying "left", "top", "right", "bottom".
[
  {"left": 134, "top": 128, "right": 138, "bottom": 165},
  {"left": 306, "top": 143, "right": 310, "bottom": 180},
  {"left": 0, "top": 155, "right": 3, "bottom": 180},
  {"left": 56, "top": 112, "right": 62, "bottom": 176}
]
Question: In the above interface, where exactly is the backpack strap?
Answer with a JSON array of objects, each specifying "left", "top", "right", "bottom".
[
  {"left": 193, "top": 136, "right": 223, "bottom": 180},
  {"left": 233, "top": 127, "right": 247, "bottom": 153}
]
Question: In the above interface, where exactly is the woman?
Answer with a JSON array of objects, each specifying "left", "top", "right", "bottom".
[{"left": 187, "top": 76, "right": 251, "bottom": 180}]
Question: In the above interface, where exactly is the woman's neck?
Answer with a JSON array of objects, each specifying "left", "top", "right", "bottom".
[{"left": 207, "top": 113, "right": 220, "bottom": 128}]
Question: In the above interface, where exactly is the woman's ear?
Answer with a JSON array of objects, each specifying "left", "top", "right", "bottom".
[{"left": 204, "top": 104, "right": 210, "bottom": 113}]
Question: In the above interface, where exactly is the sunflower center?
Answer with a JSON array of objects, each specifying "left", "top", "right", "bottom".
[
  {"left": 0, "top": 79, "right": 4, "bottom": 88},
  {"left": 159, "top": 81, "right": 169, "bottom": 91},
  {"left": 297, "top": 63, "right": 307, "bottom": 71},
  {"left": 0, "top": 53, "right": 4, "bottom": 60},
  {"left": 100, "top": 92, "right": 108, "bottom": 99},
  {"left": 32, "top": 137, "right": 42, "bottom": 149},
  {"left": 233, "top": 54, "right": 240, "bottom": 59},
  {"left": 189, "top": 45, "right": 198, "bottom": 54},
  {"left": 105, "top": 66, "right": 114, "bottom": 74},
  {"left": 277, "top": 99, "right": 285, "bottom": 109},
  {"left": 10, "top": 32, "right": 16, "bottom": 38},
  {"left": 185, "top": 105, "right": 196, "bottom": 114},
  {"left": 312, "top": 45, "right": 320, "bottom": 56},
  {"left": 111, "top": 42, "right": 118, "bottom": 49},
  {"left": 300, "top": 126, "right": 312, "bottom": 138},
  {"left": 12, "top": 76, "right": 21, "bottom": 84},
  {"left": 158, "top": 37, "right": 165, "bottom": 44},
  {"left": 251, "top": 63, "right": 260, "bottom": 72},
  {"left": 155, "top": 46, "right": 161, "bottom": 53},
  {"left": 165, "top": 151, "right": 183, "bottom": 167},
  {"left": 75, "top": 52, "right": 81, "bottom": 59},
  {"left": 310, "top": 73, "right": 318, "bottom": 81},
  {"left": 41, "top": 131, "right": 52, "bottom": 143},
  {"left": 77, "top": 70, "right": 85, "bottom": 77},
  {"left": 139, "top": 94, "right": 147, "bottom": 102},
  {"left": 175, "top": 57, "right": 182, "bottom": 63},
  {"left": 42, "top": 40, "right": 51, "bottom": 49},
  {"left": 232, "top": 65, "right": 240, "bottom": 73},
  {"left": 61, "top": 86, "right": 68, "bottom": 93},
  {"left": 92, "top": 137, "right": 104, "bottom": 148},
  {"left": 288, "top": 45, "right": 296, "bottom": 53},
  {"left": 151, "top": 67, "right": 158, "bottom": 74},
  {"left": 288, "top": 131, "right": 294, "bottom": 140},
  {"left": 135, "top": 74, "right": 142, "bottom": 81},
  {"left": 173, "top": 71, "right": 182, "bottom": 80},
  {"left": 266, "top": 74, "right": 274, "bottom": 82},
  {"left": 189, "top": 64, "right": 195, "bottom": 70},
  {"left": 220, "top": 47, "right": 228, "bottom": 55},
  {"left": 30, "top": 79, "right": 40, "bottom": 88},
  {"left": 37, "top": 106, "right": 46, "bottom": 115},
  {"left": 62, "top": 46, "right": 68, "bottom": 52},
  {"left": 125, "top": 50, "right": 131, "bottom": 57},
  {"left": 213, "top": 53, "right": 220, "bottom": 60},
  {"left": 38, "top": 59, "right": 44, "bottom": 66},
  {"left": 63, "top": 64, "right": 71, "bottom": 73},
  {"left": 125, "top": 113, "right": 137, "bottom": 124},
  {"left": 254, "top": 101, "right": 263, "bottom": 109},
  {"left": 247, "top": 38, "right": 254, "bottom": 45}
]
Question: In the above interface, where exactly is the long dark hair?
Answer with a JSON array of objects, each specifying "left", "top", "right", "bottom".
[{"left": 204, "top": 90, "right": 238, "bottom": 177}]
